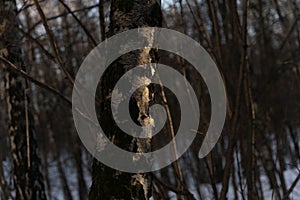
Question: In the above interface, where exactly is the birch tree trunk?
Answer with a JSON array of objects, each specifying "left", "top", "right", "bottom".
[
  {"left": 0, "top": 0, "right": 47, "bottom": 199},
  {"left": 89, "top": 0, "right": 162, "bottom": 199}
]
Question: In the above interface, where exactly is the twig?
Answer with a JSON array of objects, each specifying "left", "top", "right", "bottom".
[
  {"left": 186, "top": 0, "right": 213, "bottom": 50},
  {"left": 28, "top": 4, "right": 100, "bottom": 33},
  {"left": 152, "top": 173, "right": 196, "bottom": 199},
  {"left": 279, "top": 15, "right": 300, "bottom": 50},
  {"left": 99, "top": 0, "right": 106, "bottom": 42},
  {"left": 24, "top": 89, "right": 30, "bottom": 170},
  {"left": 283, "top": 172, "right": 300, "bottom": 199},
  {"left": 157, "top": 76, "right": 185, "bottom": 198},
  {"left": 235, "top": 144, "right": 246, "bottom": 200},
  {"left": 0, "top": 56, "right": 100, "bottom": 129},
  {"left": 0, "top": 56, "right": 71, "bottom": 106},
  {"left": 33, "top": 0, "right": 74, "bottom": 85},
  {"left": 18, "top": 27, "right": 55, "bottom": 61},
  {"left": 57, "top": 0, "right": 98, "bottom": 46},
  {"left": 206, "top": 0, "right": 223, "bottom": 65},
  {"left": 220, "top": 0, "right": 249, "bottom": 199}
]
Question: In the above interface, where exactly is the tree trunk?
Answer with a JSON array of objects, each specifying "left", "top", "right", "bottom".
[
  {"left": 0, "top": 0, "right": 47, "bottom": 199},
  {"left": 88, "top": 0, "right": 162, "bottom": 199}
]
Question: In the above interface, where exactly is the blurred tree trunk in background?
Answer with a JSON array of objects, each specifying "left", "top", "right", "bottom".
[
  {"left": 88, "top": 0, "right": 162, "bottom": 199},
  {"left": 0, "top": 0, "right": 47, "bottom": 199}
]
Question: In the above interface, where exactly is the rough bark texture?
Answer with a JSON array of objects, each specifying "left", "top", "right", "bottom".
[
  {"left": 88, "top": 0, "right": 162, "bottom": 199},
  {"left": 0, "top": 0, "right": 47, "bottom": 199}
]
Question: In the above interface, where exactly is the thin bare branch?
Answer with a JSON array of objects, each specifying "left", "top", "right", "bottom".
[
  {"left": 0, "top": 56, "right": 71, "bottom": 106},
  {"left": 33, "top": 0, "right": 75, "bottom": 85},
  {"left": 57, "top": 0, "right": 98, "bottom": 46}
]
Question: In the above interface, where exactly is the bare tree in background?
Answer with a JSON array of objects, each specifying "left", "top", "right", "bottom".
[{"left": 0, "top": 0, "right": 47, "bottom": 199}]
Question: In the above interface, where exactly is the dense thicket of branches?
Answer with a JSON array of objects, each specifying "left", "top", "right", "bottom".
[{"left": 0, "top": 0, "right": 299, "bottom": 199}]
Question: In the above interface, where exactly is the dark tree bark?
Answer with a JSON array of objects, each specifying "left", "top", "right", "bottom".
[
  {"left": 0, "top": 0, "right": 47, "bottom": 199},
  {"left": 88, "top": 0, "right": 162, "bottom": 199}
]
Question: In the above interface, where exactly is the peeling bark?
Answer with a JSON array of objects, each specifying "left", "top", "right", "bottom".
[{"left": 89, "top": 0, "right": 162, "bottom": 199}]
